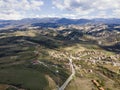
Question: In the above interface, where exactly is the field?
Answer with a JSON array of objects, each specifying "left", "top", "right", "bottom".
[
  {"left": 0, "top": 27, "right": 120, "bottom": 90},
  {"left": 0, "top": 33, "right": 69, "bottom": 90}
]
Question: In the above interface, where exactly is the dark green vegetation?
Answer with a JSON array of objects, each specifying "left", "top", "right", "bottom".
[
  {"left": 101, "top": 42, "right": 120, "bottom": 53},
  {"left": 0, "top": 66, "right": 48, "bottom": 90},
  {"left": 98, "top": 66, "right": 120, "bottom": 87},
  {"left": 0, "top": 34, "right": 69, "bottom": 90},
  {"left": 0, "top": 23, "right": 120, "bottom": 90},
  {"left": 26, "top": 36, "right": 62, "bottom": 49}
]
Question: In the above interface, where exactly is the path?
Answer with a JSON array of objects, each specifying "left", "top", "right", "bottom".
[{"left": 59, "top": 58, "right": 75, "bottom": 90}]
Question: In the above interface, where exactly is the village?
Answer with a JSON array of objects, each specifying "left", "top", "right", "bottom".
[{"left": 46, "top": 47, "right": 120, "bottom": 90}]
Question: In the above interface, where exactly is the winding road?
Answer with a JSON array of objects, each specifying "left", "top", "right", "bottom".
[
  {"left": 59, "top": 58, "right": 75, "bottom": 90},
  {"left": 37, "top": 58, "right": 75, "bottom": 90}
]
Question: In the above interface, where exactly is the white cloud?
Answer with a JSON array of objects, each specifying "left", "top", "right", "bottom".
[
  {"left": 0, "top": 10, "right": 24, "bottom": 20},
  {"left": 0, "top": 0, "right": 44, "bottom": 20},
  {"left": 52, "top": 0, "right": 120, "bottom": 18},
  {"left": 1, "top": 0, "right": 120, "bottom": 19}
]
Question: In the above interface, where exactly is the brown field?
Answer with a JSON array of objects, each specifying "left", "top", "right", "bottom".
[{"left": 65, "top": 77, "right": 97, "bottom": 90}]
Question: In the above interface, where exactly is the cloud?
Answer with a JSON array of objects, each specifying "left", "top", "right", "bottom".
[
  {"left": 52, "top": 0, "right": 94, "bottom": 11},
  {"left": 0, "top": 0, "right": 44, "bottom": 20},
  {"left": 52, "top": 0, "right": 120, "bottom": 18},
  {"left": 0, "top": 0, "right": 120, "bottom": 19},
  {"left": 0, "top": 10, "right": 23, "bottom": 20}
]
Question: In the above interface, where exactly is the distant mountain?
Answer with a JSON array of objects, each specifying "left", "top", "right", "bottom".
[
  {"left": 32, "top": 23, "right": 60, "bottom": 28},
  {"left": 0, "top": 18, "right": 120, "bottom": 29},
  {"left": 56, "top": 18, "right": 75, "bottom": 24},
  {"left": 76, "top": 19, "right": 92, "bottom": 24},
  {"left": 92, "top": 18, "right": 120, "bottom": 24}
]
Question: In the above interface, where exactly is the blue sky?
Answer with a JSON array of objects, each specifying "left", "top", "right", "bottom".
[{"left": 0, "top": 0, "right": 120, "bottom": 20}]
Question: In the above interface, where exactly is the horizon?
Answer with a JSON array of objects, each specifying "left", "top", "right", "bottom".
[
  {"left": 0, "top": 1, "right": 120, "bottom": 90},
  {"left": 0, "top": 0, "right": 120, "bottom": 20},
  {"left": 1, "top": 17, "right": 120, "bottom": 21}
]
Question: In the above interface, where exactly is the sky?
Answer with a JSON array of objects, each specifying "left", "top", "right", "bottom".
[{"left": 0, "top": 0, "right": 120, "bottom": 20}]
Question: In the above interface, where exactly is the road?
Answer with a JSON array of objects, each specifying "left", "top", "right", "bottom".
[
  {"left": 59, "top": 58, "right": 75, "bottom": 90},
  {"left": 37, "top": 59, "right": 75, "bottom": 90}
]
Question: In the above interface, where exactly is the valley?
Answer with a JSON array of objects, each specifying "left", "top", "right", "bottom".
[{"left": 0, "top": 20, "right": 120, "bottom": 90}]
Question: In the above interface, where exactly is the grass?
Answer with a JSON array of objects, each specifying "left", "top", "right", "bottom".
[
  {"left": 65, "top": 77, "right": 96, "bottom": 90},
  {"left": 0, "top": 29, "right": 119, "bottom": 90},
  {"left": 0, "top": 35, "right": 51, "bottom": 90},
  {"left": 98, "top": 66, "right": 120, "bottom": 88},
  {"left": 0, "top": 65, "right": 48, "bottom": 90},
  {"left": 102, "top": 64, "right": 120, "bottom": 73},
  {"left": 13, "top": 30, "right": 37, "bottom": 37},
  {"left": 0, "top": 35, "right": 70, "bottom": 90},
  {"left": 0, "top": 84, "right": 9, "bottom": 90}
]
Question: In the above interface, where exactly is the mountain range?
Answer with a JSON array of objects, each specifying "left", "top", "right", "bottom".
[{"left": 0, "top": 18, "right": 120, "bottom": 29}]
